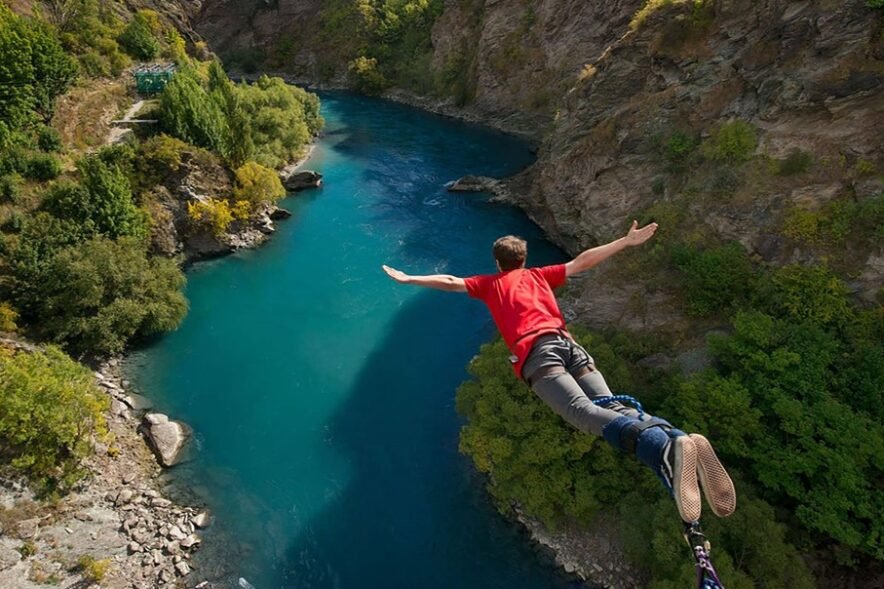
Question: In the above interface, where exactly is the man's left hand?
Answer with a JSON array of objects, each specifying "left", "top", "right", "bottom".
[{"left": 624, "top": 220, "right": 658, "bottom": 246}]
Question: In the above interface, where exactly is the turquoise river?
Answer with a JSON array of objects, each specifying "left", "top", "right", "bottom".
[{"left": 127, "top": 91, "right": 582, "bottom": 589}]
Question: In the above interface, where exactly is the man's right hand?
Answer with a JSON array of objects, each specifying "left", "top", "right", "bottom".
[{"left": 382, "top": 265, "right": 411, "bottom": 284}]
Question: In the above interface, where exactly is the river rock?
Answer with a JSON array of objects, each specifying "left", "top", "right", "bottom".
[
  {"left": 445, "top": 175, "right": 496, "bottom": 192},
  {"left": 16, "top": 517, "right": 39, "bottom": 539},
  {"left": 283, "top": 170, "right": 323, "bottom": 191},
  {"left": 180, "top": 534, "right": 201, "bottom": 549},
  {"left": 142, "top": 414, "right": 191, "bottom": 467},
  {"left": 0, "top": 545, "right": 21, "bottom": 570},
  {"left": 192, "top": 511, "right": 211, "bottom": 529},
  {"left": 123, "top": 393, "right": 155, "bottom": 412},
  {"left": 269, "top": 207, "right": 292, "bottom": 220}
]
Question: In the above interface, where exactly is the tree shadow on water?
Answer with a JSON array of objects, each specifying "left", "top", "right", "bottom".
[{"left": 274, "top": 291, "right": 583, "bottom": 589}]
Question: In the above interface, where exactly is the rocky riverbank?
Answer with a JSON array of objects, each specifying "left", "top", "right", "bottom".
[{"left": 0, "top": 342, "right": 212, "bottom": 589}]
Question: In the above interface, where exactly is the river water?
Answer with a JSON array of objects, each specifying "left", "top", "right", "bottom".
[{"left": 127, "top": 91, "right": 580, "bottom": 589}]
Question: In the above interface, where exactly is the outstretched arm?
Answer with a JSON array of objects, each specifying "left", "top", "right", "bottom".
[
  {"left": 564, "top": 220, "right": 658, "bottom": 277},
  {"left": 382, "top": 265, "right": 467, "bottom": 293}
]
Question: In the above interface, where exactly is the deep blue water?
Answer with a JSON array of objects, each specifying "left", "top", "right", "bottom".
[{"left": 127, "top": 92, "right": 579, "bottom": 589}]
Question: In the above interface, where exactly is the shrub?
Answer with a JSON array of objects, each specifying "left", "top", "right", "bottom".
[
  {"left": 24, "top": 154, "right": 62, "bottom": 181},
  {"left": 0, "top": 345, "right": 108, "bottom": 491},
  {"left": 187, "top": 198, "right": 234, "bottom": 236},
  {"left": 233, "top": 161, "right": 285, "bottom": 206},
  {"left": 42, "top": 156, "right": 146, "bottom": 239},
  {"left": 776, "top": 148, "right": 812, "bottom": 176},
  {"left": 77, "top": 555, "right": 111, "bottom": 582},
  {"left": 662, "top": 130, "right": 697, "bottom": 168},
  {"left": 702, "top": 120, "right": 757, "bottom": 163},
  {"left": 0, "top": 174, "right": 23, "bottom": 203},
  {"left": 137, "top": 134, "right": 189, "bottom": 180},
  {"left": 671, "top": 242, "right": 756, "bottom": 316},
  {"left": 159, "top": 67, "right": 231, "bottom": 155},
  {"left": 117, "top": 11, "right": 159, "bottom": 60},
  {"left": 0, "top": 302, "right": 16, "bottom": 332},
  {"left": 37, "top": 126, "right": 62, "bottom": 152},
  {"left": 34, "top": 236, "right": 187, "bottom": 355},
  {"left": 348, "top": 56, "right": 388, "bottom": 95}
]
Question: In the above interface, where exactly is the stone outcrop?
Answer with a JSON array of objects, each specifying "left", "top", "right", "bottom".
[
  {"left": 141, "top": 414, "right": 191, "bottom": 468},
  {"left": 283, "top": 169, "right": 323, "bottom": 191},
  {"left": 143, "top": 150, "right": 292, "bottom": 264}
]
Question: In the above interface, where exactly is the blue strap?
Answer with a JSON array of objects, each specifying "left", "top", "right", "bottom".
[{"left": 592, "top": 394, "right": 645, "bottom": 418}]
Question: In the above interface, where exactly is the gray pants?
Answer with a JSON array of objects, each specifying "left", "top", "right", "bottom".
[{"left": 522, "top": 333, "right": 640, "bottom": 437}]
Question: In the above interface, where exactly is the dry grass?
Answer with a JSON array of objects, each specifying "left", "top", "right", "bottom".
[{"left": 52, "top": 79, "right": 134, "bottom": 155}]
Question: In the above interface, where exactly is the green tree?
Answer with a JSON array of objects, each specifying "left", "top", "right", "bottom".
[
  {"left": 43, "top": 155, "right": 146, "bottom": 239},
  {"left": 159, "top": 67, "right": 230, "bottom": 156},
  {"left": 233, "top": 161, "right": 285, "bottom": 206},
  {"left": 35, "top": 236, "right": 188, "bottom": 355},
  {"left": 0, "top": 344, "right": 108, "bottom": 492},
  {"left": 0, "top": 212, "right": 86, "bottom": 318},
  {"left": 117, "top": 11, "right": 159, "bottom": 60}
]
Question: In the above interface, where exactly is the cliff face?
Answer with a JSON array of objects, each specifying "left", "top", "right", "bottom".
[{"left": 192, "top": 0, "right": 883, "bottom": 330}]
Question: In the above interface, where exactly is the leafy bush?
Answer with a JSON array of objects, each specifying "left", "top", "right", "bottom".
[
  {"left": 0, "top": 5, "right": 77, "bottom": 129},
  {"left": 348, "top": 56, "right": 388, "bottom": 95},
  {"left": 33, "top": 236, "right": 187, "bottom": 355},
  {"left": 0, "top": 212, "right": 86, "bottom": 318},
  {"left": 117, "top": 11, "right": 159, "bottom": 60},
  {"left": 159, "top": 67, "right": 231, "bottom": 156},
  {"left": 159, "top": 66, "right": 322, "bottom": 168},
  {"left": 0, "top": 345, "right": 108, "bottom": 492},
  {"left": 702, "top": 120, "right": 757, "bottom": 163},
  {"left": 784, "top": 194, "right": 884, "bottom": 247},
  {"left": 43, "top": 155, "right": 146, "bottom": 239},
  {"left": 37, "top": 126, "right": 62, "bottom": 152},
  {"left": 233, "top": 162, "right": 285, "bottom": 206},
  {"left": 24, "top": 153, "right": 61, "bottom": 180},
  {"left": 136, "top": 134, "right": 189, "bottom": 182},
  {"left": 662, "top": 130, "right": 697, "bottom": 169},
  {"left": 77, "top": 555, "right": 111, "bottom": 582},
  {"left": 0, "top": 302, "right": 17, "bottom": 331},
  {"left": 776, "top": 148, "right": 812, "bottom": 176},
  {"left": 236, "top": 75, "right": 322, "bottom": 168},
  {"left": 187, "top": 198, "right": 235, "bottom": 236},
  {"left": 671, "top": 242, "right": 756, "bottom": 316},
  {"left": 0, "top": 174, "right": 23, "bottom": 204}
]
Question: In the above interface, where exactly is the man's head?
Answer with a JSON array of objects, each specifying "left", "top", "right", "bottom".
[{"left": 493, "top": 235, "right": 527, "bottom": 271}]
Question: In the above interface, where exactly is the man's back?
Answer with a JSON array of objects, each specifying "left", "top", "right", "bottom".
[{"left": 464, "top": 264, "right": 568, "bottom": 376}]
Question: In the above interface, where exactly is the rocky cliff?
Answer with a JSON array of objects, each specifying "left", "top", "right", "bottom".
[{"left": 192, "top": 0, "right": 883, "bottom": 331}]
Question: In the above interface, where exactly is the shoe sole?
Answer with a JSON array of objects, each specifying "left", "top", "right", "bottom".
[
  {"left": 690, "top": 433, "right": 736, "bottom": 518},
  {"left": 671, "top": 436, "right": 702, "bottom": 523}
]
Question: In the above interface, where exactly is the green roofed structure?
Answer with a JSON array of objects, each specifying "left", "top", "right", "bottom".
[{"left": 134, "top": 63, "right": 176, "bottom": 94}]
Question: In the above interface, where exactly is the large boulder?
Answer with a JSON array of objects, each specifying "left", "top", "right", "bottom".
[
  {"left": 445, "top": 175, "right": 497, "bottom": 192},
  {"left": 283, "top": 170, "right": 323, "bottom": 191},
  {"left": 142, "top": 413, "right": 191, "bottom": 467}
]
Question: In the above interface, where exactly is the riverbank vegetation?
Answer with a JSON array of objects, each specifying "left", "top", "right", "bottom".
[
  {"left": 0, "top": 3, "right": 321, "bottom": 493},
  {"left": 458, "top": 251, "right": 883, "bottom": 585}
]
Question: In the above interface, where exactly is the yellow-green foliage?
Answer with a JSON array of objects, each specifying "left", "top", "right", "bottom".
[
  {"left": 187, "top": 198, "right": 234, "bottom": 236},
  {"left": 0, "top": 345, "right": 108, "bottom": 492},
  {"left": 701, "top": 120, "right": 757, "bottom": 163},
  {"left": 233, "top": 162, "right": 285, "bottom": 206},
  {"left": 0, "top": 302, "right": 17, "bottom": 332},
  {"left": 77, "top": 555, "right": 111, "bottom": 583},
  {"left": 348, "top": 56, "right": 387, "bottom": 95},
  {"left": 138, "top": 134, "right": 189, "bottom": 176},
  {"left": 783, "top": 194, "right": 884, "bottom": 247}
]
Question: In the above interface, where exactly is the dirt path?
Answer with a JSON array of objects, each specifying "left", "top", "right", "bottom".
[{"left": 105, "top": 99, "right": 147, "bottom": 145}]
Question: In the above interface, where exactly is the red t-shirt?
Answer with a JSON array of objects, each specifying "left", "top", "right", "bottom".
[{"left": 464, "top": 264, "right": 568, "bottom": 378}]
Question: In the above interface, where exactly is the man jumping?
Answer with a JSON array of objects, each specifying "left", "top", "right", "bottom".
[{"left": 382, "top": 221, "right": 736, "bottom": 522}]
